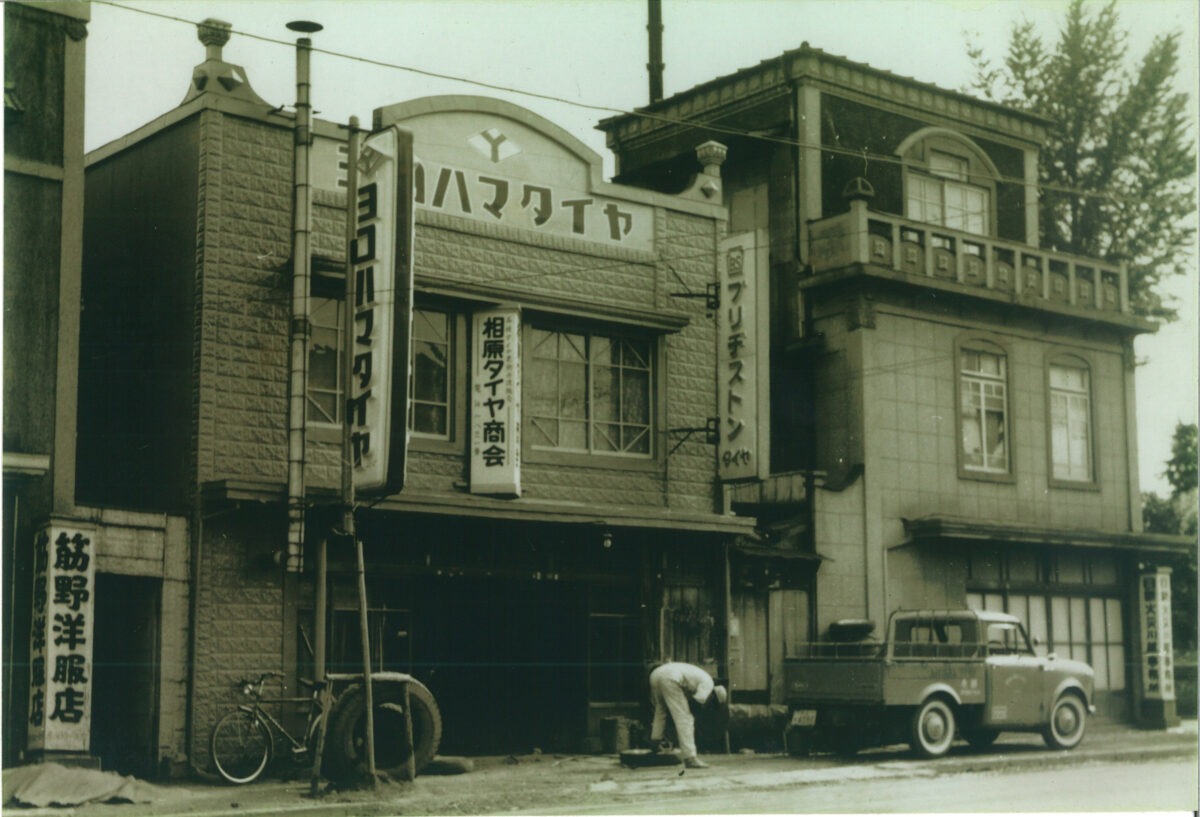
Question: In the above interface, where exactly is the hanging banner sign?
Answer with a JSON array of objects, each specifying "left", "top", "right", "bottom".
[
  {"left": 1139, "top": 569, "right": 1175, "bottom": 700},
  {"left": 717, "top": 229, "right": 770, "bottom": 481},
  {"left": 349, "top": 126, "right": 415, "bottom": 495},
  {"left": 28, "top": 522, "right": 97, "bottom": 753},
  {"left": 470, "top": 307, "right": 522, "bottom": 496}
]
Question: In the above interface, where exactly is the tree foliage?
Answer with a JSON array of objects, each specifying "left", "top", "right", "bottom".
[
  {"left": 1164, "top": 422, "right": 1198, "bottom": 496},
  {"left": 967, "top": 0, "right": 1196, "bottom": 321},
  {"left": 1142, "top": 422, "right": 1198, "bottom": 655}
]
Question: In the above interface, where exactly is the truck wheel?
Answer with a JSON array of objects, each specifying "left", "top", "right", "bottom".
[
  {"left": 324, "top": 680, "right": 443, "bottom": 780},
  {"left": 962, "top": 728, "right": 999, "bottom": 749},
  {"left": 1042, "top": 693, "right": 1086, "bottom": 750},
  {"left": 910, "top": 698, "right": 955, "bottom": 758}
]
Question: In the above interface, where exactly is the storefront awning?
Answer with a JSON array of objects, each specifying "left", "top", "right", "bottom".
[
  {"left": 203, "top": 479, "right": 757, "bottom": 536},
  {"left": 900, "top": 515, "right": 1194, "bottom": 556}
]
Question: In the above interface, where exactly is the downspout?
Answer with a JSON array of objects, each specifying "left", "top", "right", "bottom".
[{"left": 286, "top": 27, "right": 318, "bottom": 573}]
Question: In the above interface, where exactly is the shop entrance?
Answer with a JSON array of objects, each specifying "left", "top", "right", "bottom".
[
  {"left": 415, "top": 575, "right": 589, "bottom": 755},
  {"left": 91, "top": 574, "right": 160, "bottom": 778}
]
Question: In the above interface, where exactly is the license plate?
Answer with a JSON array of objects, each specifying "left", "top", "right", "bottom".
[{"left": 790, "top": 709, "right": 817, "bottom": 727}]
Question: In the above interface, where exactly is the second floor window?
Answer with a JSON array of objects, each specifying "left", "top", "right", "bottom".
[
  {"left": 906, "top": 149, "right": 990, "bottom": 235},
  {"left": 1049, "top": 362, "right": 1092, "bottom": 482},
  {"left": 308, "top": 297, "right": 344, "bottom": 425},
  {"left": 960, "top": 346, "right": 1009, "bottom": 474},
  {"left": 528, "top": 328, "right": 652, "bottom": 456},
  {"left": 410, "top": 309, "right": 450, "bottom": 438},
  {"left": 306, "top": 297, "right": 453, "bottom": 438}
]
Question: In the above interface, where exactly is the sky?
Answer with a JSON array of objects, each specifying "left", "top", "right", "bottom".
[{"left": 83, "top": 0, "right": 1199, "bottom": 495}]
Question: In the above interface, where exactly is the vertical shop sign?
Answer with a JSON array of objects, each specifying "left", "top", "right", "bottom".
[
  {"left": 28, "top": 522, "right": 96, "bottom": 752},
  {"left": 1139, "top": 568, "right": 1175, "bottom": 700},
  {"left": 470, "top": 307, "right": 521, "bottom": 496},
  {"left": 718, "top": 229, "right": 770, "bottom": 481},
  {"left": 349, "top": 126, "right": 415, "bottom": 495}
]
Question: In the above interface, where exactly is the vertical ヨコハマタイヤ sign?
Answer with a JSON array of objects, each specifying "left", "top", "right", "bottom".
[{"left": 349, "top": 126, "right": 415, "bottom": 495}]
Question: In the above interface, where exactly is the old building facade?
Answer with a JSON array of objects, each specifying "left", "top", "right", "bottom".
[
  {"left": 599, "top": 43, "right": 1192, "bottom": 726},
  {"left": 63, "top": 23, "right": 748, "bottom": 773}
]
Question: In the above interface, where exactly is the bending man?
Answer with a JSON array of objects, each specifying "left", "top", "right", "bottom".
[{"left": 648, "top": 662, "right": 726, "bottom": 768}]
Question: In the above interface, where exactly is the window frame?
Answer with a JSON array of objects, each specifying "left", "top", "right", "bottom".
[
  {"left": 954, "top": 335, "right": 1015, "bottom": 484},
  {"left": 898, "top": 129, "right": 999, "bottom": 238},
  {"left": 1045, "top": 351, "right": 1099, "bottom": 491},
  {"left": 522, "top": 318, "right": 663, "bottom": 471},
  {"left": 303, "top": 279, "right": 467, "bottom": 455}
]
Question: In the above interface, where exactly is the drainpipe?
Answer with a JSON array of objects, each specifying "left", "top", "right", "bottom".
[{"left": 285, "top": 21, "right": 322, "bottom": 573}]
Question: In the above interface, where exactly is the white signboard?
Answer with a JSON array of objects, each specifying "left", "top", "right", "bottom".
[
  {"left": 718, "top": 230, "right": 770, "bottom": 481},
  {"left": 470, "top": 307, "right": 522, "bottom": 496},
  {"left": 1139, "top": 569, "right": 1175, "bottom": 700},
  {"left": 414, "top": 156, "right": 653, "bottom": 252},
  {"left": 28, "top": 523, "right": 96, "bottom": 752},
  {"left": 349, "top": 126, "right": 415, "bottom": 495}
]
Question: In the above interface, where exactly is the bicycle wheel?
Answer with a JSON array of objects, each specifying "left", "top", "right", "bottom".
[{"left": 211, "top": 709, "right": 272, "bottom": 784}]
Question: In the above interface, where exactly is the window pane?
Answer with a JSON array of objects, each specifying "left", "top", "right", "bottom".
[
  {"left": 1051, "top": 596, "right": 1070, "bottom": 647},
  {"left": 623, "top": 426, "right": 650, "bottom": 454},
  {"left": 984, "top": 593, "right": 1004, "bottom": 612},
  {"left": 528, "top": 359, "right": 558, "bottom": 416},
  {"left": 1105, "top": 598, "right": 1124, "bottom": 642},
  {"left": 412, "top": 404, "right": 447, "bottom": 436},
  {"left": 560, "top": 362, "right": 586, "bottom": 418},
  {"left": 1028, "top": 597, "right": 1049, "bottom": 657},
  {"left": 1109, "top": 644, "right": 1126, "bottom": 690},
  {"left": 594, "top": 422, "right": 620, "bottom": 452},
  {"left": 594, "top": 366, "right": 619, "bottom": 422},
  {"left": 623, "top": 369, "right": 651, "bottom": 425},
  {"left": 561, "top": 419, "right": 587, "bottom": 450},
  {"left": 412, "top": 341, "right": 447, "bottom": 402},
  {"left": 530, "top": 417, "right": 557, "bottom": 447},
  {"left": 984, "top": 407, "right": 1007, "bottom": 469},
  {"left": 414, "top": 309, "right": 448, "bottom": 343},
  {"left": 561, "top": 333, "right": 586, "bottom": 362},
  {"left": 1092, "top": 644, "right": 1110, "bottom": 690},
  {"left": 930, "top": 150, "right": 968, "bottom": 180},
  {"left": 966, "top": 592, "right": 984, "bottom": 611},
  {"left": 1070, "top": 597, "right": 1087, "bottom": 644}
]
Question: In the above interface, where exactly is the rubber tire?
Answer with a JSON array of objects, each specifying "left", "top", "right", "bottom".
[
  {"left": 323, "top": 680, "right": 442, "bottom": 780},
  {"left": 962, "top": 728, "right": 1000, "bottom": 749},
  {"left": 910, "top": 698, "right": 956, "bottom": 758},
  {"left": 211, "top": 709, "right": 272, "bottom": 784},
  {"left": 1042, "top": 693, "right": 1087, "bottom": 750}
]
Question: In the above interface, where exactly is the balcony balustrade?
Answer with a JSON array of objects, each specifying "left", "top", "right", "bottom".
[{"left": 807, "top": 200, "right": 1129, "bottom": 315}]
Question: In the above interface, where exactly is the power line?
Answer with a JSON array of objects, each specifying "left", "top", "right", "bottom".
[{"left": 95, "top": 0, "right": 1159, "bottom": 206}]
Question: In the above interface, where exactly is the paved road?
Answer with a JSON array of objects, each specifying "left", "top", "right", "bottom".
[{"left": 512, "top": 756, "right": 1198, "bottom": 815}]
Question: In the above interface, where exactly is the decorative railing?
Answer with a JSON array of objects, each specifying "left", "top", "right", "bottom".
[{"left": 807, "top": 200, "right": 1129, "bottom": 315}]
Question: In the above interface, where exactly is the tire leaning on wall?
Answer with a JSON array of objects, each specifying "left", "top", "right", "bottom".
[{"left": 322, "top": 679, "right": 443, "bottom": 781}]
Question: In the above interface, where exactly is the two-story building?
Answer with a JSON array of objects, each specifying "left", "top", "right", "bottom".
[
  {"left": 69, "top": 20, "right": 750, "bottom": 772},
  {"left": 599, "top": 43, "right": 1193, "bottom": 726}
]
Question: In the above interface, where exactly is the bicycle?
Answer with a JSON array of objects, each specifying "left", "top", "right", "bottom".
[{"left": 210, "top": 671, "right": 331, "bottom": 784}]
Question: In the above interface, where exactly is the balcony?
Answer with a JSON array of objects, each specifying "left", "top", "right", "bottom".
[{"left": 806, "top": 200, "right": 1131, "bottom": 317}]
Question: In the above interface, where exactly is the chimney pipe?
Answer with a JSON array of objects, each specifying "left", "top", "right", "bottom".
[{"left": 647, "top": 0, "right": 664, "bottom": 104}]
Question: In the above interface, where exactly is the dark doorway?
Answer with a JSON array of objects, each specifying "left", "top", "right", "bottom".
[
  {"left": 91, "top": 574, "right": 160, "bottom": 778},
  {"left": 414, "top": 576, "right": 589, "bottom": 755}
]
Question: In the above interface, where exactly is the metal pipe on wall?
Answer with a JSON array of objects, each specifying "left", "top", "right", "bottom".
[{"left": 285, "top": 24, "right": 320, "bottom": 573}]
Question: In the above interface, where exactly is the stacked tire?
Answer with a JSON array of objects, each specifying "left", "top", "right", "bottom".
[{"left": 323, "top": 680, "right": 442, "bottom": 782}]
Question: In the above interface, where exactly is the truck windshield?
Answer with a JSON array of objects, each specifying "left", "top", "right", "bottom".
[{"left": 985, "top": 622, "right": 1034, "bottom": 655}]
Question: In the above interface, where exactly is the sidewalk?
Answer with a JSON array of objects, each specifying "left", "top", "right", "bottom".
[{"left": 8, "top": 721, "right": 1196, "bottom": 817}]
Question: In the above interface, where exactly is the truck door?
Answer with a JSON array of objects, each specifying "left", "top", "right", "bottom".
[{"left": 985, "top": 622, "right": 1044, "bottom": 726}]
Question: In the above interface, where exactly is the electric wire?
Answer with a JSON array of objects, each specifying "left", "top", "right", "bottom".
[{"left": 94, "top": 0, "right": 1164, "bottom": 207}]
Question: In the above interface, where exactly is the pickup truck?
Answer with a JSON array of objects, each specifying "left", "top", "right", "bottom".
[{"left": 783, "top": 609, "right": 1095, "bottom": 758}]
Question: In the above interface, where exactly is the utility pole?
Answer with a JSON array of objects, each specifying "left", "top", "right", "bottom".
[{"left": 647, "top": 0, "right": 664, "bottom": 104}]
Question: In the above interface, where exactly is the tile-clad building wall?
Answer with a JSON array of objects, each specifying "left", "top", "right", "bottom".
[
  {"left": 863, "top": 308, "right": 1133, "bottom": 539},
  {"left": 185, "top": 105, "right": 731, "bottom": 762}
]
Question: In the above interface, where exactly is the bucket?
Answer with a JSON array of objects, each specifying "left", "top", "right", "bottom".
[{"left": 600, "top": 716, "right": 634, "bottom": 753}]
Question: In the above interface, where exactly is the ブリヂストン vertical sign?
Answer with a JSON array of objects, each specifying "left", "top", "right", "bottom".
[{"left": 349, "top": 126, "right": 415, "bottom": 495}]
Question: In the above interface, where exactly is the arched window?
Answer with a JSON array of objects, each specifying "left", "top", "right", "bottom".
[
  {"left": 898, "top": 128, "right": 998, "bottom": 236},
  {"left": 1047, "top": 354, "right": 1094, "bottom": 484},
  {"left": 957, "top": 338, "right": 1010, "bottom": 478}
]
